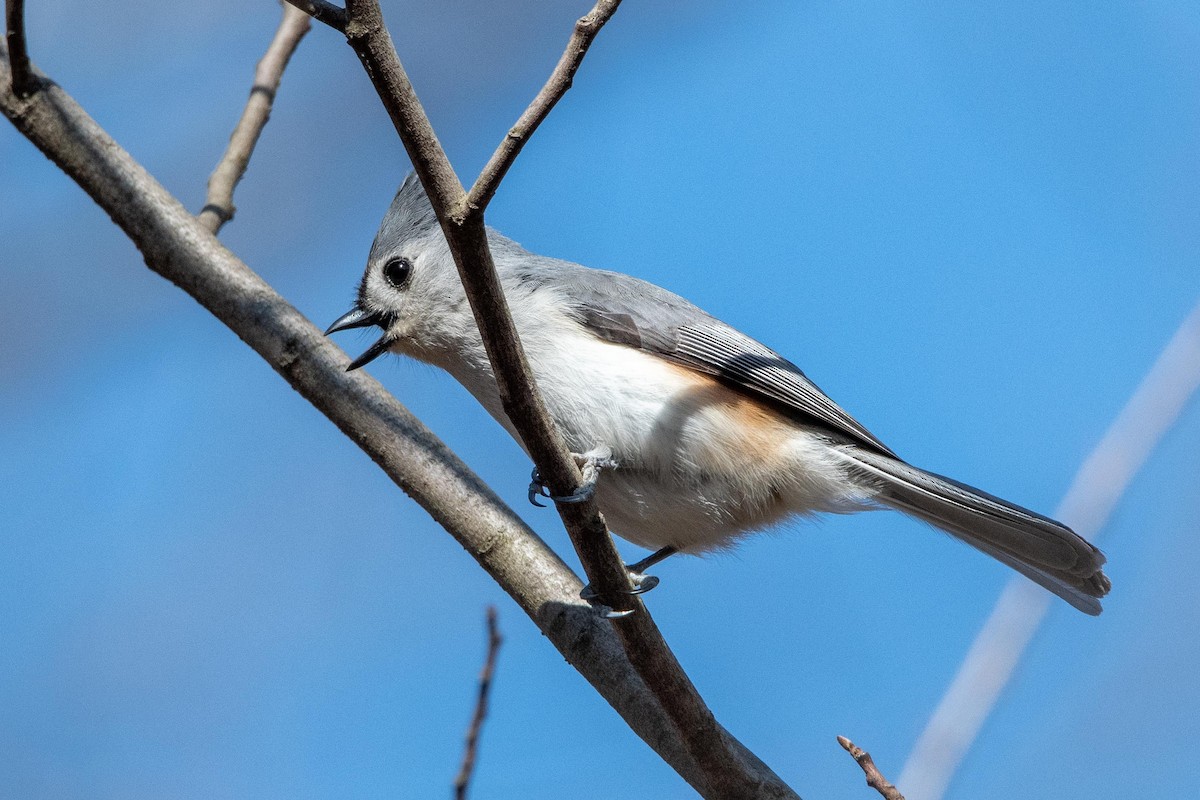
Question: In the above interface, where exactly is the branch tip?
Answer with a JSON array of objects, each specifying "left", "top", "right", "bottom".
[
  {"left": 467, "top": 0, "right": 623, "bottom": 211},
  {"left": 839, "top": 736, "right": 906, "bottom": 800},
  {"left": 199, "top": 3, "right": 311, "bottom": 234}
]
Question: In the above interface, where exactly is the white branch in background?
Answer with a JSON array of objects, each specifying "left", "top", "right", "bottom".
[{"left": 898, "top": 300, "right": 1200, "bottom": 800}]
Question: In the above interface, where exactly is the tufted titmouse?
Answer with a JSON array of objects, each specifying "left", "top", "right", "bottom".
[{"left": 327, "top": 175, "right": 1110, "bottom": 615}]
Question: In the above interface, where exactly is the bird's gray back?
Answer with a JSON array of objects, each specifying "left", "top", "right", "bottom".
[{"left": 491, "top": 240, "right": 896, "bottom": 457}]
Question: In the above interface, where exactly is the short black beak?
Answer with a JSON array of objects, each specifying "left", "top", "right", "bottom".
[
  {"left": 325, "top": 307, "right": 382, "bottom": 335},
  {"left": 326, "top": 306, "right": 393, "bottom": 372}
]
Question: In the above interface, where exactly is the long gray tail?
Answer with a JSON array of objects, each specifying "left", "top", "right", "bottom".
[{"left": 841, "top": 447, "right": 1110, "bottom": 615}]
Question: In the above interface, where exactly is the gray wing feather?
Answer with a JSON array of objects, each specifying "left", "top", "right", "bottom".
[
  {"left": 667, "top": 325, "right": 897, "bottom": 457},
  {"left": 533, "top": 261, "right": 896, "bottom": 456}
]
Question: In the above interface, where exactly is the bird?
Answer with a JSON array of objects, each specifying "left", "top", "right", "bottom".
[{"left": 327, "top": 174, "right": 1110, "bottom": 615}]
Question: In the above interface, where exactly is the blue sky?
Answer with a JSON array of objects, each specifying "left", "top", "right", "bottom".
[{"left": 2, "top": 1, "right": 1199, "bottom": 798}]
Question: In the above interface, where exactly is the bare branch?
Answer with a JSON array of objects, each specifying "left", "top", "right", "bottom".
[
  {"left": 454, "top": 607, "right": 502, "bottom": 800},
  {"left": 282, "top": 0, "right": 347, "bottom": 33},
  {"left": 838, "top": 736, "right": 906, "bottom": 800},
  {"left": 198, "top": 4, "right": 311, "bottom": 234},
  {"left": 467, "top": 0, "right": 622, "bottom": 212},
  {"left": 322, "top": 4, "right": 793, "bottom": 797},
  {"left": 341, "top": 0, "right": 465, "bottom": 211},
  {"left": 0, "top": 47, "right": 799, "bottom": 800},
  {"left": 328, "top": 0, "right": 628, "bottom": 613},
  {"left": 330, "top": 0, "right": 626, "bottom": 606},
  {"left": 898, "top": 301, "right": 1200, "bottom": 800},
  {"left": 5, "top": 0, "right": 35, "bottom": 97}
]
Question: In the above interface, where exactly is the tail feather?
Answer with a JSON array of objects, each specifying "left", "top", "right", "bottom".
[{"left": 839, "top": 448, "right": 1110, "bottom": 615}]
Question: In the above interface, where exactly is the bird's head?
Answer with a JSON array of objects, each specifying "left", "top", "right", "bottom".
[{"left": 326, "top": 174, "right": 475, "bottom": 370}]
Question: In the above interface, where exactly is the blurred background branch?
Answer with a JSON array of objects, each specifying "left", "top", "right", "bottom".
[
  {"left": 454, "top": 606, "right": 502, "bottom": 800},
  {"left": 899, "top": 300, "right": 1200, "bottom": 799}
]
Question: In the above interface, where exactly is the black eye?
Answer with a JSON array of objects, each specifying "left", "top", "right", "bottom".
[{"left": 382, "top": 256, "right": 412, "bottom": 289}]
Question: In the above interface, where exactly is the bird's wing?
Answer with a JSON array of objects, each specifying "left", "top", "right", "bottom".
[{"left": 543, "top": 262, "right": 897, "bottom": 457}]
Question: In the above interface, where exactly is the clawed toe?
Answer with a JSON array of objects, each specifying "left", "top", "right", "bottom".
[
  {"left": 528, "top": 467, "right": 596, "bottom": 507},
  {"left": 527, "top": 446, "right": 614, "bottom": 507},
  {"left": 583, "top": 573, "right": 667, "bottom": 604},
  {"left": 628, "top": 573, "right": 660, "bottom": 595},
  {"left": 528, "top": 467, "right": 551, "bottom": 507},
  {"left": 598, "top": 607, "right": 637, "bottom": 620},
  {"left": 580, "top": 578, "right": 656, "bottom": 619},
  {"left": 579, "top": 546, "right": 678, "bottom": 617}
]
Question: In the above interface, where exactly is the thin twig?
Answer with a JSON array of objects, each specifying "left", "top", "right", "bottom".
[
  {"left": 838, "top": 736, "right": 906, "bottom": 800},
  {"left": 454, "top": 607, "right": 502, "bottom": 800},
  {"left": 198, "top": 4, "right": 311, "bottom": 234},
  {"left": 898, "top": 301, "right": 1200, "bottom": 800},
  {"left": 284, "top": 0, "right": 346, "bottom": 33},
  {"left": 332, "top": 0, "right": 623, "bottom": 598},
  {"left": 466, "top": 0, "right": 622, "bottom": 212},
  {"left": 305, "top": 3, "right": 778, "bottom": 797},
  {"left": 5, "top": 0, "right": 35, "bottom": 97},
  {"left": 331, "top": 1, "right": 627, "bottom": 624},
  {"left": 333, "top": 0, "right": 627, "bottom": 621},
  {"left": 0, "top": 47, "right": 799, "bottom": 800}
]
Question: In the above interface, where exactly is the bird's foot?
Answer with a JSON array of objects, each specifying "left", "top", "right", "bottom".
[
  {"left": 580, "top": 571, "right": 660, "bottom": 619},
  {"left": 579, "top": 546, "right": 678, "bottom": 618},
  {"left": 528, "top": 446, "right": 615, "bottom": 507}
]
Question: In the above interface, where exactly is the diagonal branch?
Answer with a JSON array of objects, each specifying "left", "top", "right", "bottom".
[
  {"left": 898, "top": 301, "right": 1200, "bottom": 800},
  {"left": 315, "top": 0, "right": 639, "bottom": 621},
  {"left": 5, "top": 0, "right": 35, "bottom": 97},
  {"left": 198, "top": 3, "right": 311, "bottom": 233},
  {"left": 466, "top": 0, "right": 621, "bottom": 212},
  {"left": 326, "top": 0, "right": 627, "bottom": 619},
  {"left": 0, "top": 44, "right": 798, "bottom": 800},
  {"left": 454, "top": 606, "right": 503, "bottom": 800}
]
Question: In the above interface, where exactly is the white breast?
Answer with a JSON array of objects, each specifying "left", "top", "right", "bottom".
[{"left": 440, "top": 301, "right": 878, "bottom": 553}]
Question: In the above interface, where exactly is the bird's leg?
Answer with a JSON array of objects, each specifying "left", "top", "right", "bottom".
[
  {"left": 525, "top": 448, "right": 676, "bottom": 617},
  {"left": 528, "top": 445, "right": 615, "bottom": 507},
  {"left": 579, "top": 546, "right": 678, "bottom": 607},
  {"left": 626, "top": 546, "right": 679, "bottom": 576}
]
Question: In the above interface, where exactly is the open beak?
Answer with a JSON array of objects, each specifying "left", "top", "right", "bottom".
[
  {"left": 325, "top": 307, "right": 381, "bottom": 335},
  {"left": 326, "top": 307, "right": 393, "bottom": 371}
]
